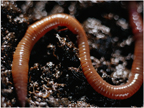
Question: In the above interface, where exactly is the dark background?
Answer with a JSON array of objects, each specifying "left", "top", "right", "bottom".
[{"left": 1, "top": 1, "right": 143, "bottom": 107}]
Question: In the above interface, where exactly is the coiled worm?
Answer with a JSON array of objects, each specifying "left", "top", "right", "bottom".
[{"left": 12, "top": 2, "right": 143, "bottom": 107}]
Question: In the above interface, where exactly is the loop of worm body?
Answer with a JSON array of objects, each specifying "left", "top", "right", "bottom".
[{"left": 12, "top": 2, "right": 143, "bottom": 107}]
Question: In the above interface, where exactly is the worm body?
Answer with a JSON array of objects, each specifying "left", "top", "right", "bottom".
[{"left": 12, "top": 2, "right": 143, "bottom": 107}]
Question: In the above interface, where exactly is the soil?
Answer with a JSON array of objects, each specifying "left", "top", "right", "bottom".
[{"left": 1, "top": 1, "right": 143, "bottom": 107}]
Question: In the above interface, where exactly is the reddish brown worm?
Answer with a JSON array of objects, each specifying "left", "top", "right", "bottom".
[{"left": 12, "top": 2, "right": 143, "bottom": 107}]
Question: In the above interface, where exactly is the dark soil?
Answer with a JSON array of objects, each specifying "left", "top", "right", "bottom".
[{"left": 1, "top": 1, "right": 143, "bottom": 107}]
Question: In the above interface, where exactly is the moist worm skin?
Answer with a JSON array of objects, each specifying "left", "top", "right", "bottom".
[{"left": 12, "top": 4, "right": 143, "bottom": 106}]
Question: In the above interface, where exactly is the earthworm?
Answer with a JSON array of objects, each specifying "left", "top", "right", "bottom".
[{"left": 12, "top": 2, "right": 143, "bottom": 107}]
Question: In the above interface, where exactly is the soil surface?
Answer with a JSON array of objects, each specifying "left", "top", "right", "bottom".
[{"left": 1, "top": 1, "right": 143, "bottom": 107}]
